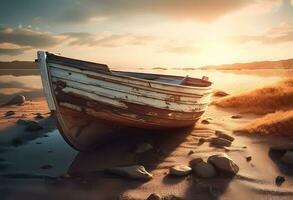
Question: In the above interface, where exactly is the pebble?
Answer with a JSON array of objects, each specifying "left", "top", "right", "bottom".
[
  {"left": 107, "top": 165, "right": 152, "bottom": 180},
  {"left": 5, "top": 95, "right": 25, "bottom": 106},
  {"left": 208, "top": 153, "right": 239, "bottom": 175},
  {"left": 201, "top": 119, "right": 210, "bottom": 124},
  {"left": 210, "top": 137, "right": 232, "bottom": 147},
  {"left": 246, "top": 156, "right": 252, "bottom": 162},
  {"left": 213, "top": 90, "right": 229, "bottom": 97},
  {"left": 275, "top": 176, "right": 285, "bottom": 186},
  {"left": 40, "top": 164, "right": 53, "bottom": 169},
  {"left": 215, "top": 130, "right": 235, "bottom": 142},
  {"left": 169, "top": 165, "right": 192, "bottom": 177},
  {"left": 146, "top": 193, "right": 161, "bottom": 200},
  {"left": 231, "top": 115, "right": 242, "bottom": 119},
  {"left": 5, "top": 111, "right": 15, "bottom": 117}
]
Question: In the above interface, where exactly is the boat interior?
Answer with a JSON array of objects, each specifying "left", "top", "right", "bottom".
[{"left": 113, "top": 71, "right": 212, "bottom": 87}]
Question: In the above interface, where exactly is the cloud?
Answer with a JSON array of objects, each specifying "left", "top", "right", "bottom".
[
  {"left": 0, "top": 47, "right": 29, "bottom": 56},
  {"left": 232, "top": 22, "right": 293, "bottom": 44},
  {"left": 64, "top": 32, "right": 156, "bottom": 47},
  {"left": 0, "top": 27, "right": 62, "bottom": 48},
  {"left": 58, "top": 0, "right": 253, "bottom": 23}
]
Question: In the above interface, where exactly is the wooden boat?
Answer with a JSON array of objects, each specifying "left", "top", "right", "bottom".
[{"left": 37, "top": 51, "right": 212, "bottom": 151}]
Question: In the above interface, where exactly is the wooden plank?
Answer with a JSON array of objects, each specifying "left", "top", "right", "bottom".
[
  {"left": 48, "top": 63, "right": 212, "bottom": 95},
  {"left": 37, "top": 51, "right": 56, "bottom": 110}
]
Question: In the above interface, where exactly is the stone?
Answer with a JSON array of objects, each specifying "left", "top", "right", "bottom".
[
  {"left": 210, "top": 137, "right": 232, "bottom": 147},
  {"left": 246, "top": 156, "right": 252, "bottom": 162},
  {"left": 208, "top": 153, "right": 239, "bottom": 175},
  {"left": 215, "top": 130, "right": 235, "bottom": 142},
  {"left": 191, "top": 160, "right": 217, "bottom": 178},
  {"left": 162, "top": 195, "right": 183, "bottom": 200},
  {"left": 280, "top": 151, "right": 293, "bottom": 166},
  {"left": 198, "top": 138, "right": 206, "bottom": 145},
  {"left": 136, "top": 143, "right": 153, "bottom": 153},
  {"left": 34, "top": 113, "right": 44, "bottom": 120},
  {"left": 188, "top": 150, "right": 194, "bottom": 155},
  {"left": 169, "top": 165, "right": 192, "bottom": 177},
  {"left": 5, "top": 95, "right": 25, "bottom": 105},
  {"left": 275, "top": 176, "right": 285, "bottom": 186},
  {"left": 201, "top": 119, "right": 210, "bottom": 124},
  {"left": 231, "top": 115, "right": 242, "bottom": 119},
  {"left": 40, "top": 164, "right": 53, "bottom": 169},
  {"left": 147, "top": 193, "right": 162, "bottom": 200},
  {"left": 213, "top": 90, "right": 229, "bottom": 97},
  {"left": 5, "top": 111, "right": 15, "bottom": 117},
  {"left": 24, "top": 121, "right": 42, "bottom": 131},
  {"left": 107, "top": 165, "right": 152, "bottom": 180}
]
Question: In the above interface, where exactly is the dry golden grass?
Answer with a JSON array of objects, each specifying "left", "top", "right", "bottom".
[
  {"left": 213, "top": 78, "right": 293, "bottom": 114},
  {"left": 235, "top": 110, "right": 293, "bottom": 136}
]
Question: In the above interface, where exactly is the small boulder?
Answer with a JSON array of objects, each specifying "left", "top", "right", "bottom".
[
  {"left": 169, "top": 165, "right": 192, "bottom": 177},
  {"left": 5, "top": 95, "right": 25, "bottom": 106},
  {"left": 24, "top": 121, "right": 43, "bottom": 131},
  {"left": 191, "top": 159, "right": 217, "bottom": 178},
  {"left": 5, "top": 111, "right": 15, "bottom": 117},
  {"left": 280, "top": 151, "right": 293, "bottom": 166},
  {"left": 210, "top": 137, "right": 232, "bottom": 147},
  {"left": 106, "top": 165, "right": 152, "bottom": 180},
  {"left": 136, "top": 143, "right": 153, "bottom": 153},
  {"left": 147, "top": 193, "right": 161, "bottom": 200},
  {"left": 215, "top": 131, "right": 234, "bottom": 142},
  {"left": 208, "top": 153, "right": 239, "bottom": 175},
  {"left": 275, "top": 176, "right": 285, "bottom": 186}
]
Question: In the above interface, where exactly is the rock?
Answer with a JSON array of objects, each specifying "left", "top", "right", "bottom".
[
  {"left": 201, "top": 119, "right": 210, "bottom": 124},
  {"left": 5, "top": 95, "right": 25, "bottom": 105},
  {"left": 107, "top": 165, "right": 152, "bottom": 180},
  {"left": 188, "top": 150, "right": 194, "bottom": 155},
  {"left": 210, "top": 137, "right": 232, "bottom": 147},
  {"left": 169, "top": 165, "right": 192, "bottom": 177},
  {"left": 189, "top": 158, "right": 204, "bottom": 166},
  {"left": 246, "top": 156, "right": 252, "bottom": 162},
  {"left": 275, "top": 176, "right": 285, "bottom": 186},
  {"left": 280, "top": 151, "right": 293, "bottom": 166},
  {"left": 191, "top": 159, "right": 217, "bottom": 178},
  {"left": 198, "top": 138, "right": 206, "bottom": 145},
  {"left": 162, "top": 195, "right": 183, "bottom": 200},
  {"left": 231, "top": 115, "right": 242, "bottom": 119},
  {"left": 208, "top": 153, "right": 239, "bottom": 175},
  {"left": 40, "top": 164, "right": 53, "bottom": 169},
  {"left": 215, "top": 130, "right": 235, "bottom": 142},
  {"left": 213, "top": 90, "right": 229, "bottom": 97},
  {"left": 136, "top": 143, "right": 153, "bottom": 153},
  {"left": 34, "top": 113, "right": 44, "bottom": 120},
  {"left": 24, "top": 121, "right": 43, "bottom": 131},
  {"left": 4, "top": 111, "right": 15, "bottom": 117},
  {"left": 147, "top": 193, "right": 162, "bottom": 200}
]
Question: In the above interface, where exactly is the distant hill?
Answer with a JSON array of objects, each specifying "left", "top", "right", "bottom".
[
  {"left": 0, "top": 61, "right": 37, "bottom": 69},
  {"left": 200, "top": 58, "right": 293, "bottom": 70}
]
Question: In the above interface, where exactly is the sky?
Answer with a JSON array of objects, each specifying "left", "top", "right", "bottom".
[{"left": 0, "top": 0, "right": 293, "bottom": 68}]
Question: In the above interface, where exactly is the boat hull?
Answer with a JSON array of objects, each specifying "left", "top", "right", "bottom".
[{"left": 37, "top": 51, "right": 212, "bottom": 150}]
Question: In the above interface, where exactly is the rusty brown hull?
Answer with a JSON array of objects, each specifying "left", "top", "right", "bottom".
[{"left": 37, "top": 51, "right": 212, "bottom": 150}]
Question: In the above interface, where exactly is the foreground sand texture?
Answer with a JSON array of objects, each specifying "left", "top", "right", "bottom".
[{"left": 0, "top": 96, "right": 293, "bottom": 200}]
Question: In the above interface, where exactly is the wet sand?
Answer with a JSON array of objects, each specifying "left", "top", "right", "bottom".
[{"left": 0, "top": 97, "right": 292, "bottom": 200}]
